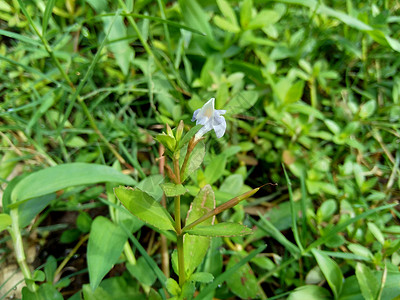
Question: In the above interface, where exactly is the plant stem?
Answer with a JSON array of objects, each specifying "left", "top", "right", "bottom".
[
  {"left": 54, "top": 233, "right": 89, "bottom": 279},
  {"left": 9, "top": 209, "right": 37, "bottom": 292},
  {"left": 177, "top": 234, "right": 185, "bottom": 286},
  {"left": 159, "top": 145, "right": 170, "bottom": 278},
  {"left": 173, "top": 154, "right": 186, "bottom": 286}
]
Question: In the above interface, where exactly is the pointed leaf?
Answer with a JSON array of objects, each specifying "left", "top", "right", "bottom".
[
  {"left": 88, "top": 216, "right": 128, "bottom": 291},
  {"left": 184, "top": 185, "right": 215, "bottom": 276},
  {"left": 355, "top": 262, "right": 380, "bottom": 300},
  {"left": 114, "top": 187, "right": 175, "bottom": 231},
  {"left": 312, "top": 249, "right": 343, "bottom": 299},
  {"left": 185, "top": 222, "right": 252, "bottom": 237}
]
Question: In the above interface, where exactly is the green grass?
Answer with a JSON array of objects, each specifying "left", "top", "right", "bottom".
[{"left": 1, "top": 0, "right": 400, "bottom": 299}]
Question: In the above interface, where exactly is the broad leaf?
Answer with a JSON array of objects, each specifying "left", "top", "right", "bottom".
[
  {"left": 225, "top": 91, "right": 258, "bottom": 115},
  {"left": 190, "top": 272, "right": 214, "bottom": 283},
  {"left": 21, "top": 283, "right": 63, "bottom": 300},
  {"left": 312, "top": 249, "right": 343, "bottom": 299},
  {"left": 185, "top": 222, "right": 252, "bottom": 237},
  {"left": 126, "top": 257, "right": 157, "bottom": 286},
  {"left": 181, "top": 141, "right": 205, "bottom": 182},
  {"left": 355, "top": 263, "right": 379, "bottom": 300},
  {"left": 160, "top": 183, "right": 188, "bottom": 197},
  {"left": 10, "top": 163, "right": 137, "bottom": 207},
  {"left": 288, "top": 285, "right": 331, "bottom": 300},
  {"left": 204, "top": 154, "right": 227, "bottom": 185},
  {"left": 184, "top": 185, "right": 215, "bottom": 276},
  {"left": 114, "top": 187, "right": 175, "bottom": 231},
  {"left": 87, "top": 216, "right": 127, "bottom": 291},
  {"left": 226, "top": 255, "right": 258, "bottom": 299}
]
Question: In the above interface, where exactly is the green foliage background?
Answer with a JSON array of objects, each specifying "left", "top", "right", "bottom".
[{"left": 1, "top": 0, "right": 400, "bottom": 299}]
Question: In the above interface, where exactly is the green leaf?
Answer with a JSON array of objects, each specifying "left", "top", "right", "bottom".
[
  {"left": 184, "top": 185, "right": 215, "bottom": 276},
  {"left": 359, "top": 100, "right": 376, "bottom": 119},
  {"left": 189, "top": 272, "right": 214, "bottom": 283},
  {"left": 77, "top": 212, "right": 93, "bottom": 233},
  {"left": 44, "top": 255, "right": 57, "bottom": 283},
  {"left": 306, "top": 180, "right": 339, "bottom": 195},
  {"left": 317, "top": 199, "right": 337, "bottom": 222},
  {"left": 181, "top": 141, "right": 205, "bottom": 182},
  {"left": 247, "top": 10, "right": 280, "bottom": 29},
  {"left": 177, "top": 124, "right": 202, "bottom": 149},
  {"left": 10, "top": 163, "right": 137, "bottom": 208},
  {"left": 166, "top": 278, "right": 181, "bottom": 296},
  {"left": 216, "top": 0, "right": 238, "bottom": 26},
  {"left": 348, "top": 243, "right": 373, "bottom": 260},
  {"left": 225, "top": 91, "right": 259, "bottom": 115},
  {"left": 197, "top": 245, "right": 266, "bottom": 298},
  {"left": 156, "top": 134, "right": 176, "bottom": 152},
  {"left": 114, "top": 187, "right": 175, "bottom": 231},
  {"left": 160, "top": 183, "right": 188, "bottom": 197},
  {"left": 126, "top": 257, "right": 157, "bottom": 286},
  {"left": 83, "top": 284, "right": 112, "bottom": 300},
  {"left": 86, "top": 0, "right": 107, "bottom": 13},
  {"left": 103, "top": 16, "right": 134, "bottom": 75},
  {"left": 0, "top": 151, "right": 18, "bottom": 181},
  {"left": 288, "top": 285, "right": 331, "bottom": 300},
  {"left": 307, "top": 204, "right": 396, "bottom": 251},
  {"left": 0, "top": 29, "right": 42, "bottom": 47},
  {"left": 355, "top": 263, "right": 380, "bottom": 300},
  {"left": 136, "top": 174, "right": 164, "bottom": 200},
  {"left": 284, "top": 80, "right": 305, "bottom": 104},
  {"left": 185, "top": 222, "right": 252, "bottom": 237},
  {"left": 213, "top": 15, "right": 240, "bottom": 33},
  {"left": 18, "top": 193, "right": 56, "bottom": 228},
  {"left": 22, "top": 283, "right": 64, "bottom": 300},
  {"left": 311, "top": 249, "right": 343, "bottom": 299},
  {"left": 226, "top": 255, "right": 258, "bottom": 299},
  {"left": 204, "top": 154, "right": 227, "bottom": 185},
  {"left": 240, "top": 0, "right": 253, "bottom": 29},
  {"left": 178, "top": 0, "right": 214, "bottom": 39},
  {"left": 87, "top": 216, "right": 128, "bottom": 291},
  {"left": 367, "top": 222, "right": 385, "bottom": 244},
  {"left": 42, "top": 0, "right": 55, "bottom": 37},
  {"left": 0, "top": 213, "right": 11, "bottom": 232}
]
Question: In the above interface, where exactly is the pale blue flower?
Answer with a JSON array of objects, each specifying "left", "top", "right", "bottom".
[{"left": 191, "top": 98, "right": 226, "bottom": 139}]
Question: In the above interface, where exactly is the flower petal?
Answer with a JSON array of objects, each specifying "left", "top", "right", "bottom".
[
  {"left": 212, "top": 114, "right": 226, "bottom": 138},
  {"left": 195, "top": 121, "right": 213, "bottom": 139},
  {"left": 191, "top": 109, "right": 201, "bottom": 122}
]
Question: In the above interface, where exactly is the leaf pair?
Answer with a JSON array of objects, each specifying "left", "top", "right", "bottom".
[{"left": 115, "top": 184, "right": 254, "bottom": 278}]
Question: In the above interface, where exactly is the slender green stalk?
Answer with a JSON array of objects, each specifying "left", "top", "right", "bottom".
[
  {"left": 54, "top": 233, "right": 89, "bottom": 279},
  {"left": 174, "top": 195, "right": 182, "bottom": 233},
  {"left": 282, "top": 164, "right": 304, "bottom": 253},
  {"left": 177, "top": 234, "right": 185, "bottom": 286},
  {"left": 9, "top": 209, "right": 37, "bottom": 292},
  {"left": 172, "top": 153, "right": 186, "bottom": 286}
]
